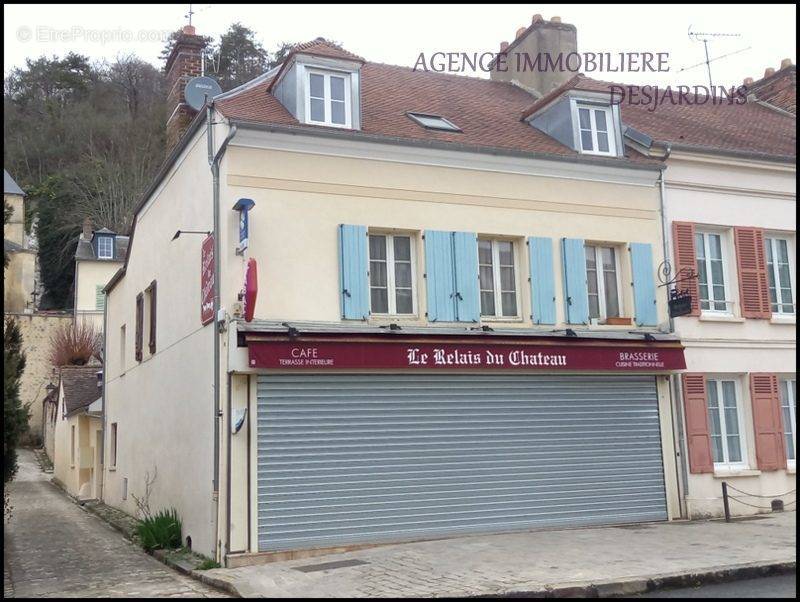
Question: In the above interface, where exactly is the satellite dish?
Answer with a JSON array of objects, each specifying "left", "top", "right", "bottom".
[{"left": 185, "top": 76, "right": 223, "bottom": 111}]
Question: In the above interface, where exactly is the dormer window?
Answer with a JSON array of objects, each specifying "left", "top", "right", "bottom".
[
  {"left": 574, "top": 103, "right": 617, "bottom": 156},
  {"left": 97, "top": 235, "right": 114, "bottom": 260},
  {"left": 306, "top": 70, "right": 351, "bottom": 128}
]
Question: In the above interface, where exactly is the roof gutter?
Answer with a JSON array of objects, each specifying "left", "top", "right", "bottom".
[
  {"left": 226, "top": 118, "right": 664, "bottom": 174},
  {"left": 665, "top": 142, "right": 795, "bottom": 165}
]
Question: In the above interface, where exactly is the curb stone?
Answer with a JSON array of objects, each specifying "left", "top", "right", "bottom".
[{"left": 475, "top": 560, "right": 796, "bottom": 598}]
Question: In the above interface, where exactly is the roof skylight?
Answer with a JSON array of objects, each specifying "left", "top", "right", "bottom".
[{"left": 407, "top": 112, "right": 461, "bottom": 132}]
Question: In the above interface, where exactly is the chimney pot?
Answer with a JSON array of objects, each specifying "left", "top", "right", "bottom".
[
  {"left": 532, "top": 14, "right": 544, "bottom": 23},
  {"left": 743, "top": 77, "right": 753, "bottom": 86},
  {"left": 82, "top": 217, "right": 93, "bottom": 241},
  {"left": 182, "top": 24, "right": 196, "bottom": 35},
  {"left": 516, "top": 26, "right": 527, "bottom": 38},
  {"left": 551, "top": 16, "right": 562, "bottom": 23},
  {"left": 500, "top": 41, "right": 509, "bottom": 52},
  {"left": 764, "top": 67, "right": 775, "bottom": 78},
  {"left": 780, "top": 58, "right": 792, "bottom": 70}
]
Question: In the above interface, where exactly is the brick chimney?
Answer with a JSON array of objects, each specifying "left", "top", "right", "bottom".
[
  {"left": 82, "top": 217, "right": 93, "bottom": 242},
  {"left": 490, "top": 15, "right": 577, "bottom": 97},
  {"left": 165, "top": 25, "right": 206, "bottom": 153}
]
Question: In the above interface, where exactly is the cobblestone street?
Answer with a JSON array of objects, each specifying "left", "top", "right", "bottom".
[{"left": 3, "top": 449, "right": 228, "bottom": 598}]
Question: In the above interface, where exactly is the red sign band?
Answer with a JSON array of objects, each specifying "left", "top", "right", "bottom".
[{"left": 248, "top": 340, "right": 686, "bottom": 372}]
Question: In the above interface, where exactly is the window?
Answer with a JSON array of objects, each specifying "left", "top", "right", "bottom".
[
  {"left": 70, "top": 425, "right": 76, "bottom": 466},
  {"left": 97, "top": 235, "right": 114, "bottom": 259},
  {"left": 706, "top": 379, "right": 746, "bottom": 467},
  {"left": 575, "top": 104, "right": 616, "bottom": 155},
  {"left": 479, "top": 239, "right": 518, "bottom": 318},
  {"left": 781, "top": 379, "right": 796, "bottom": 465},
  {"left": 135, "top": 293, "right": 144, "bottom": 362},
  {"left": 95, "top": 285, "right": 105, "bottom": 311},
  {"left": 695, "top": 231, "right": 732, "bottom": 313},
  {"left": 765, "top": 237, "right": 795, "bottom": 315},
  {"left": 145, "top": 281, "right": 157, "bottom": 355},
  {"left": 369, "top": 234, "right": 416, "bottom": 315},
  {"left": 407, "top": 112, "right": 461, "bottom": 132},
  {"left": 585, "top": 244, "right": 621, "bottom": 321},
  {"left": 119, "top": 324, "right": 126, "bottom": 375},
  {"left": 110, "top": 423, "right": 118, "bottom": 468},
  {"left": 306, "top": 70, "right": 351, "bottom": 128}
]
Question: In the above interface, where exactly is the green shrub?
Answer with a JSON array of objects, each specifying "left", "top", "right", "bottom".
[
  {"left": 196, "top": 558, "right": 221, "bottom": 570},
  {"left": 136, "top": 508, "right": 182, "bottom": 551}
]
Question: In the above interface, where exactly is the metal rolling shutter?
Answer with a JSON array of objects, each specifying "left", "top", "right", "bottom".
[{"left": 257, "top": 373, "right": 667, "bottom": 552}]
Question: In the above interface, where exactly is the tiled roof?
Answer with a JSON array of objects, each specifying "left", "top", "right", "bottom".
[
  {"left": 217, "top": 40, "right": 795, "bottom": 163},
  {"left": 742, "top": 65, "right": 796, "bottom": 114},
  {"left": 219, "top": 60, "right": 656, "bottom": 165},
  {"left": 60, "top": 366, "right": 102, "bottom": 415},
  {"left": 288, "top": 38, "right": 365, "bottom": 63}
]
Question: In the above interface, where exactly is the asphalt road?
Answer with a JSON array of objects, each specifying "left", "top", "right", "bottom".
[{"left": 636, "top": 572, "right": 796, "bottom": 598}]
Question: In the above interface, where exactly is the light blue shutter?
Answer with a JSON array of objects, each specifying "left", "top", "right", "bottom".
[
  {"left": 630, "top": 242, "right": 658, "bottom": 326},
  {"left": 452, "top": 231, "right": 479, "bottom": 322},
  {"left": 528, "top": 237, "right": 556, "bottom": 324},
  {"left": 424, "top": 230, "right": 456, "bottom": 322},
  {"left": 338, "top": 224, "right": 368, "bottom": 320},
  {"left": 562, "top": 238, "right": 589, "bottom": 325}
]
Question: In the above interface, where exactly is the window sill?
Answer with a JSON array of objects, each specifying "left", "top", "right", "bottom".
[
  {"left": 699, "top": 314, "right": 744, "bottom": 323},
  {"left": 770, "top": 315, "right": 796, "bottom": 325},
  {"left": 481, "top": 316, "right": 524, "bottom": 323},
  {"left": 108, "top": 466, "right": 117, "bottom": 472},
  {"left": 713, "top": 467, "right": 761, "bottom": 478}
]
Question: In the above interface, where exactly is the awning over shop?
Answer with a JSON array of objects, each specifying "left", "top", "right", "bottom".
[{"left": 241, "top": 321, "right": 686, "bottom": 372}]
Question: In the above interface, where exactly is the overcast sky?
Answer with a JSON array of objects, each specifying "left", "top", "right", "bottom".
[{"left": 4, "top": 4, "right": 796, "bottom": 88}]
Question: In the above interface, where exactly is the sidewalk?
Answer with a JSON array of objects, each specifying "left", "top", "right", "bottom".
[{"left": 201, "top": 512, "right": 796, "bottom": 598}]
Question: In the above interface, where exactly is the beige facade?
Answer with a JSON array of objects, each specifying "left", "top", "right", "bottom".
[
  {"left": 4, "top": 190, "right": 36, "bottom": 313},
  {"left": 74, "top": 259, "right": 121, "bottom": 331},
  {"left": 664, "top": 152, "right": 796, "bottom": 518},
  {"left": 53, "top": 382, "right": 104, "bottom": 500},
  {"left": 103, "top": 129, "right": 217, "bottom": 554},
  {"left": 104, "top": 118, "right": 688, "bottom": 562}
]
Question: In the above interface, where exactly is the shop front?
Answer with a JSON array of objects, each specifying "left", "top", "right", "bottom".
[{"left": 237, "top": 325, "right": 686, "bottom": 554}]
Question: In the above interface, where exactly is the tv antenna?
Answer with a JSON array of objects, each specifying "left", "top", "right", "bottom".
[{"left": 686, "top": 26, "right": 742, "bottom": 89}]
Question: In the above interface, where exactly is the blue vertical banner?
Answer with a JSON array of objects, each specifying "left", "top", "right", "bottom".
[{"left": 232, "top": 198, "right": 255, "bottom": 254}]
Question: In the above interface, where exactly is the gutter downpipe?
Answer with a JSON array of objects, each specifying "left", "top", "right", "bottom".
[
  {"left": 101, "top": 287, "right": 108, "bottom": 502},
  {"left": 658, "top": 143, "right": 689, "bottom": 519},
  {"left": 207, "top": 102, "right": 238, "bottom": 563}
]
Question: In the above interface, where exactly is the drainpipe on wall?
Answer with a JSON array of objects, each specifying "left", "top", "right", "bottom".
[
  {"left": 658, "top": 143, "right": 689, "bottom": 518},
  {"left": 101, "top": 286, "right": 108, "bottom": 502},
  {"left": 207, "top": 103, "right": 238, "bottom": 563}
]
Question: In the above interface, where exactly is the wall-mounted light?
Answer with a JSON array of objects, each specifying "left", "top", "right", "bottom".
[{"left": 171, "top": 230, "right": 211, "bottom": 241}]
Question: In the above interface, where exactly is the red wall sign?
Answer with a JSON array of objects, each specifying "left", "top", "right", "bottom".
[
  {"left": 243, "top": 258, "right": 258, "bottom": 322},
  {"left": 248, "top": 340, "right": 686, "bottom": 372},
  {"left": 200, "top": 234, "right": 215, "bottom": 325}
]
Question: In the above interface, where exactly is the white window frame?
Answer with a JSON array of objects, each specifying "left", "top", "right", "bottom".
[
  {"left": 765, "top": 235, "right": 796, "bottom": 316},
  {"left": 305, "top": 69, "right": 352, "bottom": 129},
  {"left": 585, "top": 243, "right": 624, "bottom": 323},
  {"left": 478, "top": 238, "right": 520, "bottom": 319},
  {"left": 781, "top": 379, "right": 796, "bottom": 468},
  {"left": 573, "top": 102, "right": 617, "bottom": 156},
  {"left": 696, "top": 229, "right": 734, "bottom": 316},
  {"left": 706, "top": 377, "right": 748, "bottom": 469},
  {"left": 97, "top": 236, "right": 114, "bottom": 260},
  {"left": 368, "top": 233, "right": 417, "bottom": 317},
  {"left": 70, "top": 425, "right": 76, "bottom": 468}
]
